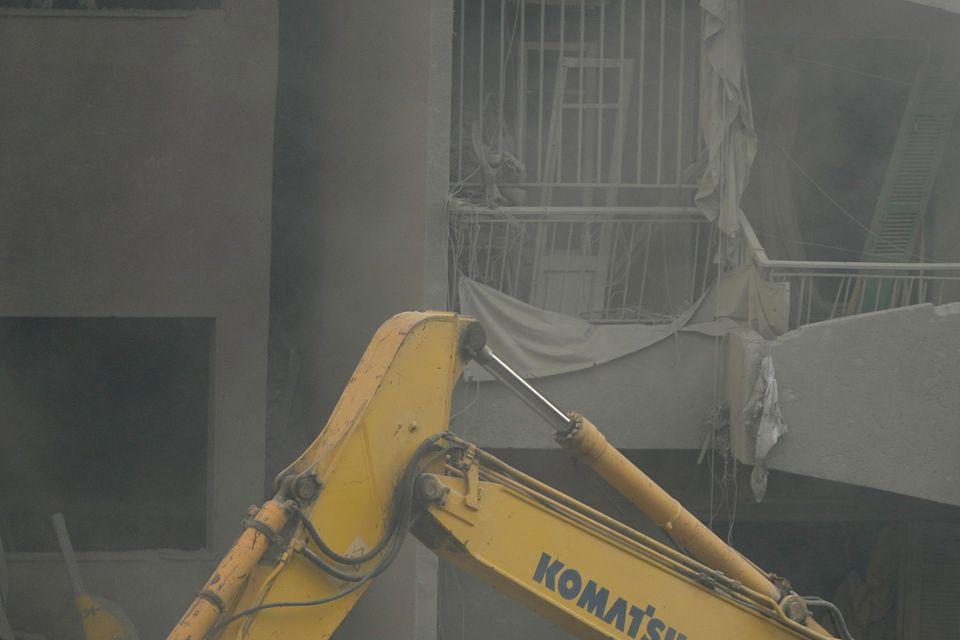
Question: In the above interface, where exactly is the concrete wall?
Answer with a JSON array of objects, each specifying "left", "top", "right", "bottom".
[
  {"left": 0, "top": 2, "right": 278, "bottom": 637},
  {"left": 452, "top": 331, "right": 722, "bottom": 450},
  {"left": 269, "top": 0, "right": 453, "bottom": 466},
  {"left": 727, "top": 303, "right": 960, "bottom": 507},
  {"left": 268, "top": 2, "right": 453, "bottom": 638}
]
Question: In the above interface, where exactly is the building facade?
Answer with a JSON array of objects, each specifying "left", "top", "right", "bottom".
[{"left": 1, "top": 0, "right": 959, "bottom": 638}]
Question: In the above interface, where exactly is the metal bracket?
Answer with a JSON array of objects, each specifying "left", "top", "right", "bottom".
[
  {"left": 416, "top": 473, "right": 450, "bottom": 505},
  {"left": 242, "top": 516, "right": 283, "bottom": 547}
]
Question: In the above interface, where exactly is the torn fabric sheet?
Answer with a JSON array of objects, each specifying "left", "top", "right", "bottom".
[
  {"left": 696, "top": 0, "right": 757, "bottom": 242},
  {"left": 745, "top": 354, "right": 788, "bottom": 502},
  {"left": 697, "top": 265, "right": 790, "bottom": 338},
  {"left": 459, "top": 277, "right": 736, "bottom": 381}
]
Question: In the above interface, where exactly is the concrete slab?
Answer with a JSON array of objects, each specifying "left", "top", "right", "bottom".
[{"left": 728, "top": 303, "right": 960, "bottom": 506}]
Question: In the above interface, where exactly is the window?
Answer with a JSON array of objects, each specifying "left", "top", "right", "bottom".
[{"left": 0, "top": 318, "right": 212, "bottom": 552}]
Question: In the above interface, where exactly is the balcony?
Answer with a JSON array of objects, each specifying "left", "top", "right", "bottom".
[
  {"left": 737, "top": 211, "right": 960, "bottom": 329},
  {"left": 451, "top": 0, "right": 703, "bottom": 203},
  {"left": 449, "top": 203, "right": 713, "bottom": 322},
  {"left": 450, "top": 0, "right": 960, "bottom": 331},
  {"left": 449, "top": 0, "right": 711, "bottom": 323}
]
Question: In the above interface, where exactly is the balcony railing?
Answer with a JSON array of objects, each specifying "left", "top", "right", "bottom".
[
  {"left": 450, "top": 203, "right": 714, "bottom": 322},
  {"left": 452, "top": 0, "right": 704, "bottom": 207},
  {"left": 737, "top": 211, "right": 960, "bottom": 329}
]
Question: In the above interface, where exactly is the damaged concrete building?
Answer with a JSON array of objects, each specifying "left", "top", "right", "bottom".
[{"left": 0, "top": 0, "right": 958, "bottom": 638}]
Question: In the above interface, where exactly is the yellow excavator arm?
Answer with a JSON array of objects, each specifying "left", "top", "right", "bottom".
[{"left": 167, "top": 312, "right": 845, "bottom": 640}]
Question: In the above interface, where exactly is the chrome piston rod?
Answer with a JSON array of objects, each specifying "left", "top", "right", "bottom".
[{"left": 469, "top": 344, "right": 573, "bottom": 434}]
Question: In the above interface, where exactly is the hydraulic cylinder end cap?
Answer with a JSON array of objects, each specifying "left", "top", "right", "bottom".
[
  {"left": 416, "top": 474, "right": 448, "bottom": 504},
  {"left": 293, "top": 474, "right": 320, "bottom": 502},
  {"left": 556, "top": 413, "right": 608, "bottom": 462},
  {"left": 459, "top": 321, "right": 487, "bottom": 359}
]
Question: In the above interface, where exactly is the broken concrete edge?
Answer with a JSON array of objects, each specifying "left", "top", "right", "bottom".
[
  {"left": 725, "top": 327, "right": 767, "bottom": 465},
  {"left": 724, "top": 302, "right": 960, "bottom": 505},
  {"left": 727, "top": 302, "right": 960, "bottom": 461}
]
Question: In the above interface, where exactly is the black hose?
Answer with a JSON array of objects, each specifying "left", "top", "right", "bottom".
[
  {"left": 298, "top": 546, "right": 367, "bottom": 582},
  {"left": 803, "top": 597, "right": 855, "bottom": 640},
  {"left": 203, "top": 433, "right": 451, "bottom": 639},
  {"left": 292, "top": 432, "right": 448, "bottom": 566}
]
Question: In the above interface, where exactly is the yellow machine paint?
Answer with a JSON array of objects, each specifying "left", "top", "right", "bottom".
[
  {"left": 52, "top": 514, "right": 139, "bottom": 640},
  {"left": 72, "top": 594, "right": 140, "bottom": 640},
  {"left": 169, "top": 500, "right": 289, "bottom": 639},
  {"left": 417, "top": 446, "right": 819, "bottom": 640},
  {"left": 170, "top": 312, "right": 470, "bottom": 639},
  {"left": 168, "top": 311, "right": 840, "bottom": 640},
  {"left": 559, "top": 413, "right": 782, "bottom": 602}
]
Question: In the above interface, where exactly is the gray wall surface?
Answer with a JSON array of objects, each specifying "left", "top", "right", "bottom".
[
  {"left": 0, "top": 2, "right": 278, "bottom": 637},
  {"left": 452, "top": 332, "right": 723, "bottom": 450},
  {"left": 269, "top": 0, "right": 453, "bottom": 464},
  {"left": 268, "top": 2, "right": 453, "bottom": 638},
  {"left": 728, "top": 303, "right": 960, "bottom": 507}
]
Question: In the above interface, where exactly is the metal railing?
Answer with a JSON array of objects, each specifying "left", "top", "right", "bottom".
[
  {"left": 452, "top": 0, "right": 704, "bottom": 206},
  {"left": 737, "top": 211, "right": 960, "bottom": 329},
  {"left": 450, "top": 203, "right": 714, "bottom": 322}
]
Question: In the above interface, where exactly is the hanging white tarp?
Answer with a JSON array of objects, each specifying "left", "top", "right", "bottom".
[
  {"left": 704, "top": 265, "right": 790, "bottom": 339},
  {"left": 460, "top": 264, "right": 788, "bottom": 381},
  {"left": 460, "top": 278, "right": 731, "bottom": 381},
  {"left": 696, "top": 0, "right": 757, "bottom": 241}
]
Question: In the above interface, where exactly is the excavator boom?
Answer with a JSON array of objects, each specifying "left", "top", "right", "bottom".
[{"left": 167, "top": 312, "right": 841, "bottom": 640}]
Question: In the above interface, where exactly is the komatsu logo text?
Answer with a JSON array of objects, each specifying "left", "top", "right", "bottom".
[{"left": 532, "top": 552, "right": 688, "bottom": 640}]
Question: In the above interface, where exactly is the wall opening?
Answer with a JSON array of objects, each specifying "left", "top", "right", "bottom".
[{"left": 0, "top": 317, "right": 212, "bottom": 552}]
